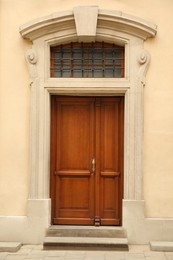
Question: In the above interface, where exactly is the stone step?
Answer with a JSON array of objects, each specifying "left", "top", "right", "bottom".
[
  {"left": 46, "top": 226, "right": 127, "bottom": 238},
  {"left": 43, "top": 237, "right": 129, "bottom": 251},
  {"left": 0, "top": 242, "right": 22, "bottom": 252},
  {"left": 150, "top": 241, "right": 173, "bottom": 252}
]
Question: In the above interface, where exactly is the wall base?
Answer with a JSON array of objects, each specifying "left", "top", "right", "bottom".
[
  {"left": 123, "top": 200, "right": 173, "bottom": 244},
  {"left": 0, "top": 199, "right": 50, "bottom": 244},
  {"left": 0, "top": 199, "right": 173, "bottom": 245}
]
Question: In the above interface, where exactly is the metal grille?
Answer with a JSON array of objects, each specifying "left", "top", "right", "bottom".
[{"left": 50, "top": 42, "right": 124, "bottom": 78}]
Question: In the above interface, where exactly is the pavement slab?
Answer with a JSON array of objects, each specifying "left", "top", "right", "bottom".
[
  {"left": 166, "top": 252, "right": 173, "bottom": 260},
  {"left": 0, "top": 244, "right": 171, "bottom": 260},
  {"left": 4, "top": 254, "right": 27, "bottom": 260},
  {"left": 0, "top": 253, "right": 8, "bottom": 260},
  {"left": 105, "top": 252, "right": 125, "bottom": 260}
]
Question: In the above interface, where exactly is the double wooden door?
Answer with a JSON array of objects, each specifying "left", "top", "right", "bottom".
[{"left": 50, "top": 96, "right": 124, "bottom": 226}]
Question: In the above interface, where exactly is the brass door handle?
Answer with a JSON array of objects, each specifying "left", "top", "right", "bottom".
[{"left": 91, "top": 158, "right": 96, "bottom": 173}]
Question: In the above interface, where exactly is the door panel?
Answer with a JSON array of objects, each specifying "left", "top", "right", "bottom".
[
  {"left": 50, "top": 96, "right": 124, "bottom": 226},
  {"left": 52, "top": 97, "right": 95, "bottom": 225},
  {"left": 58, "top": 103, "right": 92, "bottom": 169},
  {"left": 100, "top": 98, "right": 122, "bottom": 225}
]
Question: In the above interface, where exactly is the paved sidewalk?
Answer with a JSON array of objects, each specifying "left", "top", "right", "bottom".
[{"left": 0, "top": 245, "right": 173, "bottom": 260}]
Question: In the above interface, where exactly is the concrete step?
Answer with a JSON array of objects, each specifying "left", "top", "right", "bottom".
[
  {"left": 46, "top": 226, "right": 127, "bottom": 238},
  {"left": 43, "top": 236, "right": 128, "bottom": 251},
  {"left": 44, "top": 226, "right": 129, "bottom": 251}
]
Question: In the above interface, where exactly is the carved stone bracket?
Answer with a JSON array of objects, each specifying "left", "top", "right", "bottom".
[
  {"left": 25, "top": 49, "right": 38, "bottom": 86},
  {"left": 137, "top": 49, "right": 151, "bottom": 87}
]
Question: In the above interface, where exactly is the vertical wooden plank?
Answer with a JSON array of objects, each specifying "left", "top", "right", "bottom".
[{"left": 95, "top": 97, "right": 101, "bottom": 226}]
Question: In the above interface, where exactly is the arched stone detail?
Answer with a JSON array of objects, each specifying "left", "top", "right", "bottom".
[{"left": 20, "top": 7, "right": 157, "bottom": 41}]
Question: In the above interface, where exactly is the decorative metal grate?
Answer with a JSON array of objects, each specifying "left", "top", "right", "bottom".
[{"left": 50, "top": 42, "right": 124, "bottom": 78}]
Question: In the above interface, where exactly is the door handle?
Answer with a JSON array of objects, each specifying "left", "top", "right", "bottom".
[{"left": 91, "top": 158, "right": 96, "bottom": 174}]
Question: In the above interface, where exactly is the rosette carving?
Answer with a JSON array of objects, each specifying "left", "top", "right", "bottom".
[{"left": 26, "top": 49, "right": 37, "bottom": 64}]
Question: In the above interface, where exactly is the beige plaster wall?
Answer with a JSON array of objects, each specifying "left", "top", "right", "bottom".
[
  {"left": 0, "top": 0, "right": 173, "bottom": 217},
  {"left": 144, "top": 2, "right": 173, "bottom": 217}
]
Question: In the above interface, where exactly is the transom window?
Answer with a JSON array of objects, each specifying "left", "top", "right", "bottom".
[{"left": 50, "top": 42, "right": 124, "bottom": 78}]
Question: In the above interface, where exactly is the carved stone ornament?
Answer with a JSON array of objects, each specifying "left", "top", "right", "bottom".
[
  {"left": 26, "top": 49, "right": 37, "bottom": 64},
  {"left": 138, "top": 49, "right": 150, "bottom": 65},
  {"left": 137, "top": 49, "right": 151, "bottom": 87},
  {"left": 25, "top": 49, "right": 38, "bottom": 84}
]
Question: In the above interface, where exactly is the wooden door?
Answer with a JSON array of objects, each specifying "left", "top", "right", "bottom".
[{"left": 50, "top": 96, "right": 124, "bottom": 226}]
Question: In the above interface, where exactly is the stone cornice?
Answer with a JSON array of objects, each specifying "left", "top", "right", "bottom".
[
  {"left": 98, "top": 10, "right": 157, "bottom": 40},
  {"left": 19, "top": 11, "right": 75, "bottom": 41},
  {"left": 19, "top": 7, "right": 157, "bottom": 41}
]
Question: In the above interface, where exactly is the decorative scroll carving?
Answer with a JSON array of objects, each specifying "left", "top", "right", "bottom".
[
  {"left": 137, "top": 49, "right": 151, "bottom": 87},
  {"left": 25, "top": 49, "right": 38, "bottom": 86}
]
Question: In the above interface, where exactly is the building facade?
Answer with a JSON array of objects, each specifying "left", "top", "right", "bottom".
[{"left": 0, "top": 0, "right": 173, "bottom": 244}]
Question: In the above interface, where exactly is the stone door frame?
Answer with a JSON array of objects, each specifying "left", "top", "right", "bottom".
[{"left": 18, "top": 6, "right": 159, "bottom": 243}]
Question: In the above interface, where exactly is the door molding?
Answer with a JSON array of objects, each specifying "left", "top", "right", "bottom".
[{"left": 20, "top": 6, "right": 157, "bottom": 223}]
